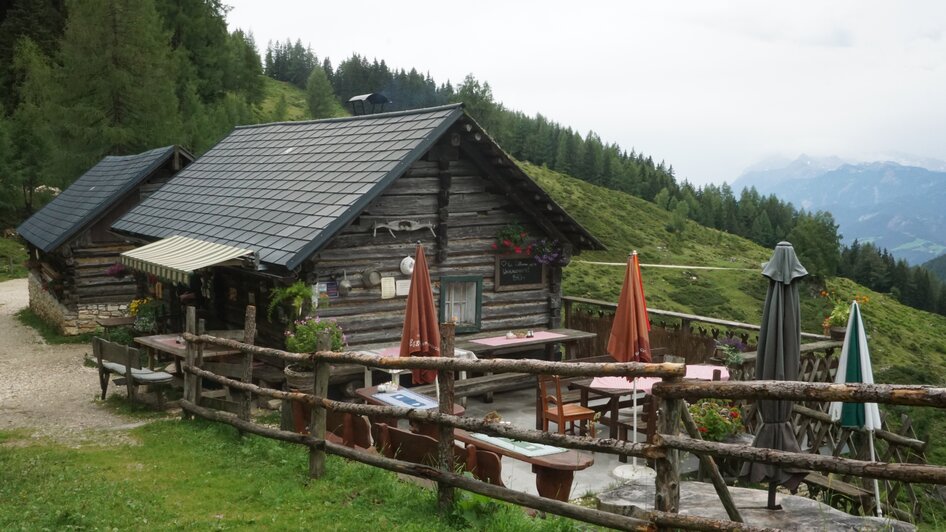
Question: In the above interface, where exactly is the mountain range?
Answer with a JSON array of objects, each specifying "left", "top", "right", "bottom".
[{"left": 734, "top": 155, "right": 946, "bottom": 265}]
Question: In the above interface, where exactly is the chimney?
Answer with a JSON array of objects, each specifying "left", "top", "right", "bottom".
[{"left": 348, "top": 93, "right": 391, "bottom": 116}]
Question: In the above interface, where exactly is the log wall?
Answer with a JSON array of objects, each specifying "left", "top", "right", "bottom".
[{"left": 211, "top": 145, "right": 566, "bottom": 348}]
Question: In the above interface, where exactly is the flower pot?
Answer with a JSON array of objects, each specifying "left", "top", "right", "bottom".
[
  {"left": 284, "top": 363, "right": 314, "bottom": 393},
  {"left": 284, "top": 363, "right": 314, "bottom": 434},
  {"left": 829, "top": 326, "right": 846, "bottom": 341}
]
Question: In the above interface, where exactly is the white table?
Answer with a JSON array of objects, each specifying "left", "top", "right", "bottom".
[{"left": 358, "top": 346, "right": 477, "bottom": 387}]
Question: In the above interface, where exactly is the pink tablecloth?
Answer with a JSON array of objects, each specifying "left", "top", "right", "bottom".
[
  {"left": 590, "top": 364, "right": 729, "bottom": 393},
  {"left": 470, "top": 330, "right": 565, "bottom": 346}
]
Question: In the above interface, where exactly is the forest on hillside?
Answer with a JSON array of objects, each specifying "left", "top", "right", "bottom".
[{"left": 2, "top": 0, "right": 945, "bottom": 317}]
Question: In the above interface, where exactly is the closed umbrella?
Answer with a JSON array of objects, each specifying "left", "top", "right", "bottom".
[
  {"left": 828, "top": 300, "right": 883, "bottom": 517},
  {"left": 607, "top": 250, "right": 651, "bottom": 473},
  {"left": 742, "top": 241, "right": 808, "bottom": 509},
  {"left": 399, "top": 243, "right": 440, "bottom": 385}
]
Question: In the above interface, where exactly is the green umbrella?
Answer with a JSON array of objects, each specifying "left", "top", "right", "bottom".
[{"left": 828, "top": 300, "right": 883, "bottom": 517}]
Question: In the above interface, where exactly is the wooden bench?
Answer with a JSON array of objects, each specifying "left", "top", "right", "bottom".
[
  {"left": 802, "top": 472, "right": 876, "bottom": 515},
  {"left": 455, "top": 428, "right": 593, "bottom": 501},
  {"left": 372, "top": 423, "right": 504, "bottom": 487},
  {"left": 94, "top": 337, "right": 174, "bottom": 408}
]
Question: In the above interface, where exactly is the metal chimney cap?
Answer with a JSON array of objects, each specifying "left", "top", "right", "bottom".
[{"left": 348, "top": 93, "right": 391, "bottom": 105}]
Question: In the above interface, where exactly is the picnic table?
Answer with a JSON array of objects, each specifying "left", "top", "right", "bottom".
[{"left": 134, "top": 332, "right": 242, "bottom": 372}]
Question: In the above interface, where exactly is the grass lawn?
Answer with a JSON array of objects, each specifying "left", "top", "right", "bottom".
[
  {"left": 0, "top": 237, "right": 27, "bottom": 282},
  {"left": 0, "top": 420, "right": 586, "bottom": 531}
]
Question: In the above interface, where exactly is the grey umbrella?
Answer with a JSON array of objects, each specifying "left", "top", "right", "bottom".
[{"left": 742, "top": 241, "right": 808, "bottom": 509}]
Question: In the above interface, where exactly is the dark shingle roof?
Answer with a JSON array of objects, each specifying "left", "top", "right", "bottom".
[
  {"left": 112, "top": 105, "right": 465, "bottom": 270},
  {"left": 17, "top": 146, "right": 179, "bottom": 253}
]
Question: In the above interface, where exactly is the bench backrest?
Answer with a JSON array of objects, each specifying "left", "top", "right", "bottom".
[
  {"left": 93, "top": 337, "right": 142, "bottom": 370},
  {"left": 372, "top": 423, "right": 503, "bottom": 485},
  {"left": 326, "top": 409, "right": 371, "bottom": 450}
]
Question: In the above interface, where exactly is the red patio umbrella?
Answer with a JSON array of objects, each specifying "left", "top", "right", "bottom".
[
  {"left": 607, "top": 251, "right": 652, "bottom": 471},
  {"left": 607, "top": 250, "right": 652, "bottom": 366},
  {"left": 399, "top": 243, "right": 440, "bottom": 385}
]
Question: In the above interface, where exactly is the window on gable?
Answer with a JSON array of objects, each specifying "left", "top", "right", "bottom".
[{"left": 440, "top": 276, "right": 482, "bottom": 333}]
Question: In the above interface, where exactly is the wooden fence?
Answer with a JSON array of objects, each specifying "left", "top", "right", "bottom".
[{"left": 178, "top": 305, "right": 946, "bottom": 531}]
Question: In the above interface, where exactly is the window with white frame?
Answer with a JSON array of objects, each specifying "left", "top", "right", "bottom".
[{"left": 440, "top": 276, "right": 482, "bottom": 332}]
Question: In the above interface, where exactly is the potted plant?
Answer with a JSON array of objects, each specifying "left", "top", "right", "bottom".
[
  {"left": 105, "top": 262, "right": 127, "bottom": 279},
  {"left": 714, "top": 337, "right": 748, "bottom": 369},
  {"left": 532, "top": 238, "right": 569, "bottom": 266},
  {"left": 491, "top": 223, "right": 533, "bottom": 255},
  {"left": 266, "top": 280, "right": 314, "bottom": 322},
  {"left": 821, "top": 291, "right": 869, "bottom": 340},
  {"left": 283, "top": 315, "right": 346, "bottom": 433},
  {"left": 688, "top": 399, "right": 744, "bottom": 442}
]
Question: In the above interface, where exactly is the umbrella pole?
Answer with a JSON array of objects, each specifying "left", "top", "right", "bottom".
[
  {"left": 869, "top": 432, "right": 883, "bottom": 517},
  {"left": 767, "top": 481, "right": 780, "bottom": 510},
  {"left": 632, "top": 377, "right": 638, "bottom": 467}
]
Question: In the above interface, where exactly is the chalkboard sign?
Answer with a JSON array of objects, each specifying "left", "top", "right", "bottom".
[{"left": 495, "top": 256, "right": 546, "bottom": 292}]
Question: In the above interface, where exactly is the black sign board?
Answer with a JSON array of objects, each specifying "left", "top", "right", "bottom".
[{"left": 495, "top": 256, "right": 546, "bottom": 292}]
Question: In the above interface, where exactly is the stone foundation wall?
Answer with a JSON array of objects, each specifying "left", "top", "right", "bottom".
[{"left": 28, "top": 272, "right": 129, "bottom": 335}]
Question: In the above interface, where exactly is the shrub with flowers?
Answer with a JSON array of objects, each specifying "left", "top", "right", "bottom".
[
  {"left": 532, "top": 239, "right": 568, "bottom": 266},
  {"left": 491, "top": 224, "right": 533, "bottom": 255},
  {"left": 688, "top": 399, "right": 744, "bottom": 441},
  {"left": 128, "top": 297, "right": 152, "bottom": 317},
  {"left": 285, "top": 315, "right": 346, "bottom": 353},
  {"left": 820, "top": 290, "right": 870, "bottom": 329}
]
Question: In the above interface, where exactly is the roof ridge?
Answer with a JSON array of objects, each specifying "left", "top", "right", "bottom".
[
  {"left": 234, "top": 103, "right": 464, "bottom": 131},
  {"left": 101, "top": 145, "right": 175, "bottom": 162}
]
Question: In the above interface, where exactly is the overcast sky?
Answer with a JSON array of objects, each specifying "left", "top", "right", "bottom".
[{"left": 225, "top": 1, "right": 946, "bottom": 186}]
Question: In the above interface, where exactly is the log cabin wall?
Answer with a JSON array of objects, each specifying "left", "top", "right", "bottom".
[
  {"left": 25, "top": 159, "right": 184, "bottom": 334},
  {"left": 305, "top": 148, "right": 559, "bottom": 347}
]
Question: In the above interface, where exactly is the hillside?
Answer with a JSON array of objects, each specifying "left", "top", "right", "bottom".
[
  {"left": 527, "top": 162, "right": 946, "bottom": 381},
  {"left": 923, "top": 254, "right": 946, "bottom": 284}
]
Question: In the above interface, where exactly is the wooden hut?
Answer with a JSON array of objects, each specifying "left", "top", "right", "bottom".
[
  {"left": 16, "top": 146, "right": 193, "bottom": 334},
  {"left": 110, "top": 105, "right": 604, "bottom": 347}
]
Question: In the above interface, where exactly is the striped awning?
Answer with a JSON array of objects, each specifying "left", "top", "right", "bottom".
[{"left": 121, "top": 235, "right": 256, "bottom": 284}]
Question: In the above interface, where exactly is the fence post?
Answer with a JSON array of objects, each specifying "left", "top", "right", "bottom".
[
  {"left": 182, "top": 306, "right": 196, "bottom": 420},
  {"left": 654, "top": 376, "right": 682, "bottom": 525},
  {"left": 239, "top": 305, "right": 257, "bottom": 423},
  {"left": 438, "top": 322, "right": 457, "bottom": 510},
  {"left": 308, "top": 330, "right": 332, "bottom": 478},
  {"left": 195, "top": 318, "right": 205, "bottom": 407}
]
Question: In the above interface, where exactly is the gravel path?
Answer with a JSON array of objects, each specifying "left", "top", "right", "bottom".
[{"left": 0, "top": 278, "right": 145, "bottom": 446}]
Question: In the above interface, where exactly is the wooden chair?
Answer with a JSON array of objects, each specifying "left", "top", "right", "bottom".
[{"left": 538, "top": 375, "right": 596, "bottom": 437}]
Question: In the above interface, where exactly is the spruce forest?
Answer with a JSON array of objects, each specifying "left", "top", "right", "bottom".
[{"left": 1, "top": 0, "right": 945, "bottom": 318}]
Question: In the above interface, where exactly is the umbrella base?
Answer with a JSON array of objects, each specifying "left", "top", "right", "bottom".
[{"left": 612, "top": 464, "right": 656, "bottom": 483}]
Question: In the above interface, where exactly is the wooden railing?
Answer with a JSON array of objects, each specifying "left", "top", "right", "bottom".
[
  {"left": 563, "top": 296, "right": 829, "bottom": 363},
  {"left": 175, "top": 305, "right": 946, "bottom": 531}
]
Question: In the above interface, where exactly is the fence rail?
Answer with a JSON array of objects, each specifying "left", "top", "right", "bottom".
[{"left": 179, "top": 305, "right": 946, "bottom": 531}]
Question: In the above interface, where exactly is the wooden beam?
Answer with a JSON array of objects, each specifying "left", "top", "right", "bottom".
[
  {"left": 652, "top": 380, "right": 946, "bottom": 408},
  {"left": 438, "top": 322, "right": 456, "bottom": 509}
]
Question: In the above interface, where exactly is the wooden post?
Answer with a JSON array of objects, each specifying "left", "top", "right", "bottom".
[
  {"left": 239, "top": 305, "right": 257, "bottom": 423},
  {"left": 654, "top": 376, "right": 682, "bottom": 524},
  {"left": 308, "top": 330, "right": 332, "bottom": 478},
  {"left": 182, "top": 306, "right": 196, "bottom": 420},
  {"left": 195, "top": 318, "right": 205, "bottom": 408},
  {"left": 680, "top": 402, "right": 743, "bottom": 523},
  {"left": 438, "top": 322, "right": 457, "bottom": 510}
]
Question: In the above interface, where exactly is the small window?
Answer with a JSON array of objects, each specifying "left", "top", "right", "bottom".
[{"left": 440, "top": 276, "right": 482, "bottom": 333}]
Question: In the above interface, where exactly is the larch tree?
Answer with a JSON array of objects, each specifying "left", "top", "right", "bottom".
[{"left": 53, "top": 0, "right": 182, "bottom": 182}]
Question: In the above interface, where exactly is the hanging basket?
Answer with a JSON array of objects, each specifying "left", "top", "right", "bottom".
[{"left": 284, "top": 363, "right": 314, "bottom": 392}]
